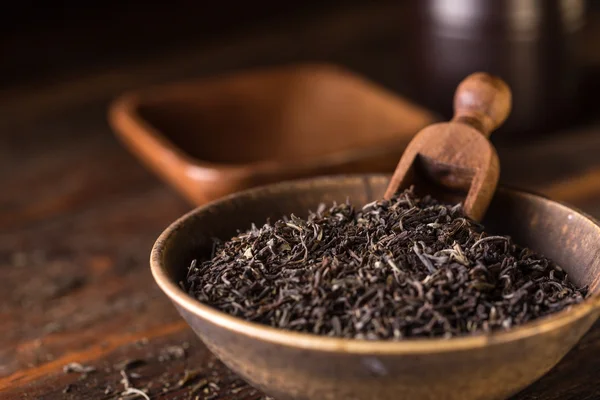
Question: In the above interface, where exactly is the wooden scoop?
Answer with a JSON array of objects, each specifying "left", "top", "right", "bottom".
[{"left": 384, "top": 72, "right": 512, "bottom": 221}]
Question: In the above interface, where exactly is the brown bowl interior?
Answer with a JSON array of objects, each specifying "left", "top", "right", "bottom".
[
  {"left": 153, "top": 175, "right": 600, "bottom": 400},
  {"left": 109, "top": 64, "right": 437, "bottom": 206},
  {"left": 132, "top": 64, "right": 436, "bottom": 166}
]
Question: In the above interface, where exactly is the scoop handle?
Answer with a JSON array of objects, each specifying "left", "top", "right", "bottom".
[
  {"left": 452, "top": 72, "right": 512, "bottom": 138},
  {"left": 593, "top": 294, "right": 600, "bottom": 312}
]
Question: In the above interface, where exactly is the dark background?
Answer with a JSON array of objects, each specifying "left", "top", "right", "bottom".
[
  {"left": 3, "top": 0, "right": 600, "bottom": 133},
  {"left": 1, "top": 1, "right": 377, "bottom": 88}
]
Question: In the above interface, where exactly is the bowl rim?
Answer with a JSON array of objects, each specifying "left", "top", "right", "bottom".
[{"left": 151, "top": 174, "right": 600, "bottom": 354}]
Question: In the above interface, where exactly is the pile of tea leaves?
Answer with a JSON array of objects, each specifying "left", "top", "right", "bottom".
[{"left": 185, "top": 188, "right": 587, "bottom": 340}]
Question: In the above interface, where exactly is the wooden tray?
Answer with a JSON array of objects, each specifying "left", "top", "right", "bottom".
[{"left": 108, "top": 63, "right": 437, "bottom": 205}]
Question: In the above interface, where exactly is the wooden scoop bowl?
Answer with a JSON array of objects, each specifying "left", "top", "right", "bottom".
[{"left": 385, "top": 72, "right": 512, "bottom": 221}]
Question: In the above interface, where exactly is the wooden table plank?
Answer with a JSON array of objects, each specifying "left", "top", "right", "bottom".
[{"left": 2, "top": 118, "right": 600, "bottom": 399}]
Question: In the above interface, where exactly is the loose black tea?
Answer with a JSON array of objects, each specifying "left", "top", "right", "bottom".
[{"left": 186, "top": 188, "right": 587, "bottom": 340}]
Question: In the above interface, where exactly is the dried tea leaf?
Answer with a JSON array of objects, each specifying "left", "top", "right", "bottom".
[
  {"left": 186, "top": 188, "right": 587, "bottom": 339},
  {"left": 63, "top": 362, "right": 96, "bottom": 374}
]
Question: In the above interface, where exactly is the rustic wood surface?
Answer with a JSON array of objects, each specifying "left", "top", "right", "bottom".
[{"left": 2, "top": 3, "right": 600, "bottom": 399}]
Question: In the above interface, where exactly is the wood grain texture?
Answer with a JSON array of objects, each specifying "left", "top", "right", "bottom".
[
  {"left": 3, "top": 122, "right": 600, "bottom": 399},
  {"left": 2, "top": 2, "right": 600, "bottom": 399}
]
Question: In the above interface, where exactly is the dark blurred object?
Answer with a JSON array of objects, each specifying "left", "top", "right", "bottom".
[{"left": 409, "top": 0, "right": 587, "bottom": 136}]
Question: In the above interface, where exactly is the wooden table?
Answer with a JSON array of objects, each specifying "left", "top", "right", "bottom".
[{"left": 2, "top": 3, "right": 600, "bottom": 399}]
